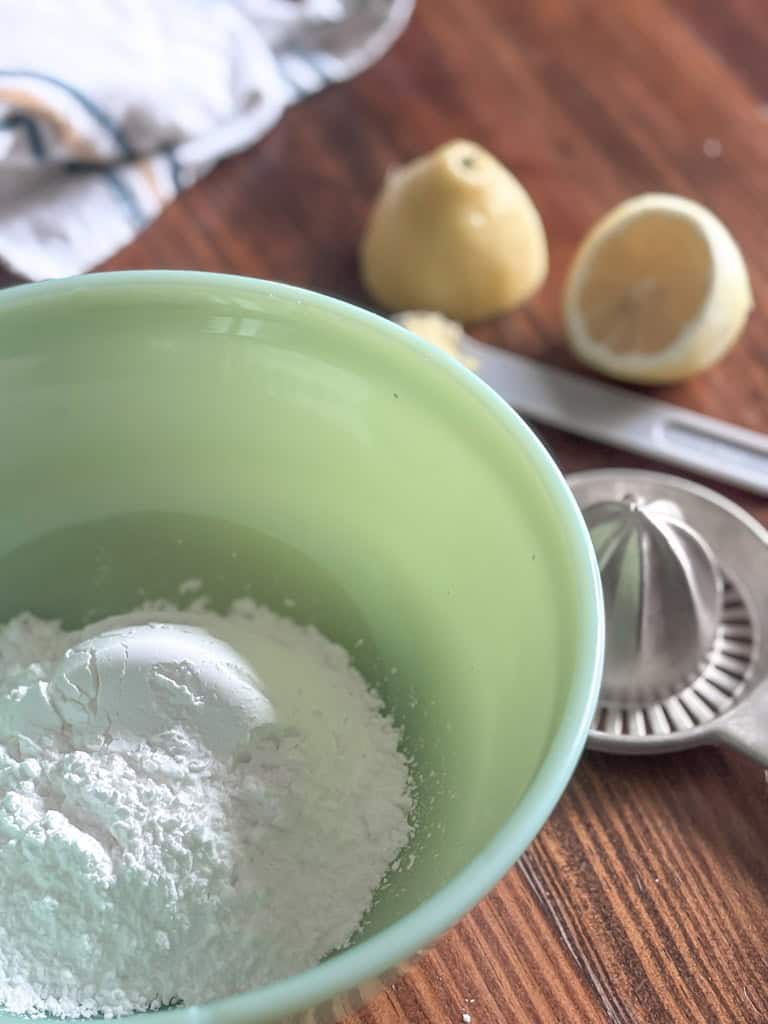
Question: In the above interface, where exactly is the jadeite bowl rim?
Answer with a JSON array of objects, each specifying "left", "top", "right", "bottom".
[{"left": 0, "top": 271, "right": 604, "bottom": 1024}]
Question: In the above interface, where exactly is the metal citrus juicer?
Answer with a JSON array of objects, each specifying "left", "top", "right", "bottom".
[
  {"left": 568, "top": 469, "right": 768, "bottom": 765},
  {"left": 455, "top": 325, "right": 768, "bottom": 764},
  {"left": 391, "top": 313, "right": 768, "bottom": 764}
]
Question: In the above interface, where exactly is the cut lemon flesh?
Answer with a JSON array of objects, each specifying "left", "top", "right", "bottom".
[{"left": 563, "top": 194, "right": 753, "bottom": 384}]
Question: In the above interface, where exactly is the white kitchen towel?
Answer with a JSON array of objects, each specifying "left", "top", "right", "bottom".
[{"left": 0, "top": 0, "right": 413, "bottom": 280}]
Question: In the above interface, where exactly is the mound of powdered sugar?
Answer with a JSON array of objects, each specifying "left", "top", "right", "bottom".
[{"left": 0, "top": 599, "right": 412, "bottom": 1018}]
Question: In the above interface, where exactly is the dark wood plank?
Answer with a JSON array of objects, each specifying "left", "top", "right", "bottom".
[{"left": 10, "top": 0, "right": 768, "bottom": 1020}]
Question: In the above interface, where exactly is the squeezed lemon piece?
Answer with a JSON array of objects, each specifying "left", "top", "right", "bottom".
[
  {"left": 361, "top": 140, "right": 548, "bottom": 323},
  {"left": 393, "top": 310, "right": 477, "bottom": 369}
]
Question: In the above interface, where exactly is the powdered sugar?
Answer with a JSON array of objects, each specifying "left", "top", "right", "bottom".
[{"left": 0, "top": 600, "right": 412, "bottom": 1018}]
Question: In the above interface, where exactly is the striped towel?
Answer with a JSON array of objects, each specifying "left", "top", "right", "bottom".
[{"left": 0, "top": 0, "right": 413, "bottom": 280}]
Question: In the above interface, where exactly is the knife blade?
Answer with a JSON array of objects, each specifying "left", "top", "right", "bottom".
[{"left": 461, "top": 335, "right": 768, "bottom": 498}]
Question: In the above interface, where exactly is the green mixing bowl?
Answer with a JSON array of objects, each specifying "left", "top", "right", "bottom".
[{"left": 0, "top": 272, "right": 602, "bottom": 1024}]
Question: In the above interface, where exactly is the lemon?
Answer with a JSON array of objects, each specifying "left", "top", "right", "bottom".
[
  {"left": 360, "top": 140, "right": 548, "bottom": 323},
  {"left": 563, "top": 193, "right": 753, "bottom": 385}
]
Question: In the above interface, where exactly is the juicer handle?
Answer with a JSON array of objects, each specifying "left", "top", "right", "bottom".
[{"left": 715, "top": 682, "right": 768, "bottom": 768}]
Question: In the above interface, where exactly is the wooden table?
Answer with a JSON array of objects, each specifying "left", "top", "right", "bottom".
[{"left": 7, "top": 2, "right": 768, "bottom": 1021}]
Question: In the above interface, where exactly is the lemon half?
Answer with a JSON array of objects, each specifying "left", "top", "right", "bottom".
[{"left": 563, "top": 193, "right": 753, "bottom": 384}]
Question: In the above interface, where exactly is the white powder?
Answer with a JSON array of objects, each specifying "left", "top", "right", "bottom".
[{"left": 0, "top": 599, "right": 412, "bottom": 1018}]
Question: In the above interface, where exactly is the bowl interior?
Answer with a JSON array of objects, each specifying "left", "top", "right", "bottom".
[{"left": 0, "top": 274, "right": 600, "bottom": 1022}]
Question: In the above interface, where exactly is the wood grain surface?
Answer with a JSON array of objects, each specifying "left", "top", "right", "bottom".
[{"left": 4, "top": 1, "right": 768, "bottom": 1021}]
